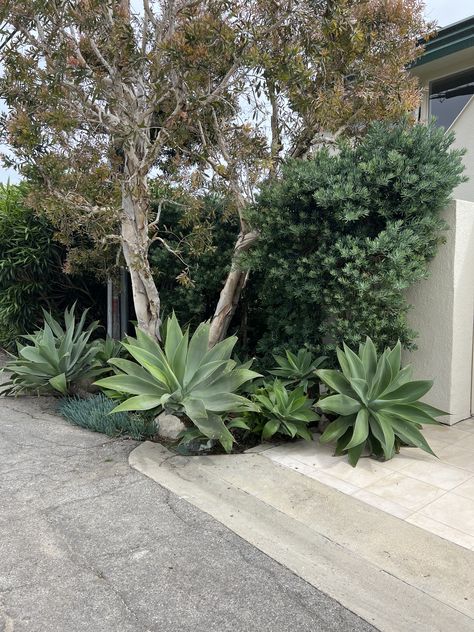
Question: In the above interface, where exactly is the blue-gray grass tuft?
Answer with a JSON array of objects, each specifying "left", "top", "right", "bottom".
[{"left": 59, "top": 394, "right": 156, "bottom": 440}]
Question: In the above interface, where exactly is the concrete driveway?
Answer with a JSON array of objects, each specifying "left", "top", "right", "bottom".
[{"left": 0, "top": 396, "right": 375, "bottom": 632}]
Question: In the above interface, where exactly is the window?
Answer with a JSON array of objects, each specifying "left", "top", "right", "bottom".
[{"left": 429, "top": 68, "right": 474, "bottom": 129}]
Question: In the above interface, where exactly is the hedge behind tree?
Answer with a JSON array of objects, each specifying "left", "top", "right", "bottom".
[
  {"left": 246, "top": 120, "right": 466, "bottom": 361},
  {"left": 0, "top": 183, "right": 105, "bottom": 349}
]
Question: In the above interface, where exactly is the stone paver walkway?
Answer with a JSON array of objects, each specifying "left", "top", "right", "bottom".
[{"left": 263, "top": 419, "right": 474, "bottom": 550}]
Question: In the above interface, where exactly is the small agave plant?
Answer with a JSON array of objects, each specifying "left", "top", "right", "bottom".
[
  {"left": 95, "top": 314, "right": 261, "bottom": 453},
  {"left": 235, "top": 379, "right": 319, "bottom": 441},
  {"left": 269, "top": 349, "right": 327, "bottom": 393},
  {"left": 316, "top": 338, "right": 444, "bottom": 467}
]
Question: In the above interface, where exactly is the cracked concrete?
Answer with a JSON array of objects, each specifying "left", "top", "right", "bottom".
[{"left": 0, "top": 396, "right": 375, "bottom": 632}]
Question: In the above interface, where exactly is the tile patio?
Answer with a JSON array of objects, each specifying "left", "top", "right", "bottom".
[{"left": 262, "top": 418, "right": 474, "bottom": 551}]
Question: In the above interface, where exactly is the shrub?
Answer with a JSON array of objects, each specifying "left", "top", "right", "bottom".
[
  {"left": 235, "top": 379, "right": 319, "bottom": 441},
  {"left": 149, "top": 194, "right": 238, "bottom": 329},
  {"left": 0, "top": 182, "right": 103, "bottom": 349},
  {"left": 59, "top": 394, "right": 156, "bottom": 440},
  {"left": 316, "top": 337, "right": 443, "bottom": 466},
  {"left": 95, "top": 313, "right": 260, "bottom": 453},
  {"left": 2, "top": 305, "right": 106, "bottom": 395},
  {"left": 247, "top": 120, "right": 465, "bottom": 359}
]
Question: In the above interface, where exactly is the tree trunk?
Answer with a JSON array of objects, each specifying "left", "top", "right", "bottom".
[
  {"left": 208, "top": 230, "right": 258, "bottom": 348},
  {"left": 121, "top": 179, "right": 161, "bottom": 340}
]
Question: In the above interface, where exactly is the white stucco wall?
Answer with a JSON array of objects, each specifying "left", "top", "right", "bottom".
[
  {"left": 412, "top": 49, "right": 474, "bottom": 204},
  {"left": 404, "top": 199, "right": 474, "bottom": 424},
  {"left": 450, "top": 97, "right": 474, "bottom": 203}
]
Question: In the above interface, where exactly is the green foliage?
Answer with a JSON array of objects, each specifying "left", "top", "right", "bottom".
[
  {"left": 269, "top": 349, "right": 327, "bottom": 392},
  {"left": 148, "top": 191, "right": 267, "bottom": 357},
  {"left": 317, "top": 337, "right": 443, "bottom": 467},
  {"left": 149, "top": 194, "right": 238, "bottom": 328},
  {"left": 95, "top": 313, "right": 261, "bottom": 453},
  {"left": 2, "top": 305, "right": 105, "bottom": 396},
  {"left": 59, "top": 394, "right": 156, "bottom": 440},
  {"left": 236, "top": 379, "right": 319, "bottom": 441},
  {"left": 247, "top": 120, "right": 466, "bottom": 359},
  {"left": 91, "top": 337, "right": 125, "bottom": 365},
  {"left": 0, "top": 182, "right": 104, "bottom": 349}
]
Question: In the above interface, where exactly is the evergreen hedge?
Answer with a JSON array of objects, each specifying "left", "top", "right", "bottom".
[
  {"left": 0, "top": 183, "right": 105, "bottom": 348},
  {"left": 246, "top": 120, "right": 465, "bottom": 360}
]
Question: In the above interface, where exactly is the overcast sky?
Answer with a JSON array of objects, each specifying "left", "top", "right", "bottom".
[
  {"left": 425, "top": 0, "right": 472, "bottom": 26},
  {"left": 1, "top": 1, "right": 473, "bottom": 184}
]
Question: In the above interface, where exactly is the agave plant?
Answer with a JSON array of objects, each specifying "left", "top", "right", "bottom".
[
  {"left": 316, "top": 338, "right": 443, "bottom": 466},
  {"left": 94, "top": 314, "right": 261, "bottom": 453},
  {"left": 235, "top": 379, "right": 319, "bottom": 441},
  {"left": 91, "top": 337, "right": 125, "bottom": 366},
  {"left": 2, "top": 305, "right": 102, "bottom": 395},
  {"left": 269, "top": 349, "right": 327, "bottom": 392}
]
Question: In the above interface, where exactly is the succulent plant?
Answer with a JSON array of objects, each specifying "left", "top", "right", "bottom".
[
  {"left": 2, "top": 305, "right": 103, "bottom": 395},
  {"left": 95, "top": 313, "right": 260, "bottom": 452},
  {"left": 316, "top": 338, "right": 443, "bottom": 466}
]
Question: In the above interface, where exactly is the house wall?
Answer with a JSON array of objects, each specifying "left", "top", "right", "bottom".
[
  {"left": 450, "top": 98, "right": 474, "bottom": 203},
  {"left": 413, "top": 47, "right": 474, "bottom": 203},
  {"left": 404, "top": 199, "right": 474, "bottom": 424}
]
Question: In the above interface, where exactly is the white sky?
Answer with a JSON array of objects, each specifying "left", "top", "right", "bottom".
[
  {"left": 425, "top": 0, "right": 473, "bottom": 26},
  {"left": 1, "top": 1, "right": 473, "bottom": 184}
]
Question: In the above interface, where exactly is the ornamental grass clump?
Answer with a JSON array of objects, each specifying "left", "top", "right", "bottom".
[
  {"left": 59, "top": 394, "right": 156, "bottom": 440},
  {"left": 316, "top": 337, "right": 443, "bottom": 466},
  {"left": 95, "top": 313, "right": 260, "bottom": 453}
]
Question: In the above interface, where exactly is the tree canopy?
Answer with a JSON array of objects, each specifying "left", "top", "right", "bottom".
[{"left": 0, "top": 0, "right": 431, "bottom": 341}]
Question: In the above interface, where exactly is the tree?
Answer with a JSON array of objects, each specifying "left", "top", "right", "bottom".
[
  {"left": 0, "top": 1, "right": 430, "bottom": 343},
  {"left": 203, "top": 0, "right": 432, "bottom": 345},
  {"left": 0, "top": 0, "right": 284, "bottom": 338}
]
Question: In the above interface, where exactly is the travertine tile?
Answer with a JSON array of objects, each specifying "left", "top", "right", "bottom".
[
  {"left": 452, "top": 477, "right": 474, "bottom": 502},
  {"left": 406, "top": 512, "right": 474, "bottom": 550},
  {"left": 400, "top": 460, "right": 472, "bottom": 490},
  {"left": 418, "top": 493, "right": 474, "bottom": 536},
  {"left": 449, "top": 433, "right": 474, "bottom": 451},
  {"left": 295, "top": 463, "right": 359, "bottom": 495},
  {"left": 421, "top": 425, "right": 468, "bottom": 444},
  {"left": 265, "top": 453, "right": 308, "bottom": 470},
  {"left": 377, "top": 447, "right": 439, "bottom": 472},
  {"left": 320, "top": 458, "right": 393, "bottom": 488},
  {"left": 437, "top": 445, "right": 474, "bottom": 473},
  {"left": 362, "top": 472, "right": 445, "bottom": 510},
  {"left": 453, "top": 418, "right": 474, "bottom": 434},
  {"left": 289, "top": 443, "right": 343, "bottom": 470},
  {"left": 352, "top": 489, "right": 414, "bottom": 519}
]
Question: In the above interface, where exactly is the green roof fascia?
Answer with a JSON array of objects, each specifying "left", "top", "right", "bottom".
[{"left": 414, "top": 15, "right": 474, "bottom": 67}]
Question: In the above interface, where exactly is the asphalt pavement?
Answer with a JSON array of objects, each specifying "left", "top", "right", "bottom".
[{"left": 0, "top": 395, "right": 375, "bottom": 632}]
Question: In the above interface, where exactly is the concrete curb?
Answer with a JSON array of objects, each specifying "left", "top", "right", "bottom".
[{"left": 130, "top": 441, "right": 474, "bottom": 632}]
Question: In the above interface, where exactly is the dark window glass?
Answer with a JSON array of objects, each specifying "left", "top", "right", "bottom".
[{"left": 429, "top": 68, "right": 474, "bottom": 129}]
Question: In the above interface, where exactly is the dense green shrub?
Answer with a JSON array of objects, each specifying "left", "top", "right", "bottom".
[
  {"left": 247, "top": 120, "right": 465, "bottom": 359},
  {"left": 0, "top": 183, "right": 104, "bottom": 348},
  {"left": 59, "top": 394, "right": 156, "bottom": 440},
  {"left": 149, "top": 195, "right": 238, "bottom": 327}
]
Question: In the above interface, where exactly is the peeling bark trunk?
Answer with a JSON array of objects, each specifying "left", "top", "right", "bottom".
[
  {"left": 208, "top": 230, "right": 258, "bottom": 348},
  {"left": 120, "top": 158, "right": 161, "bottom": 340}
]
